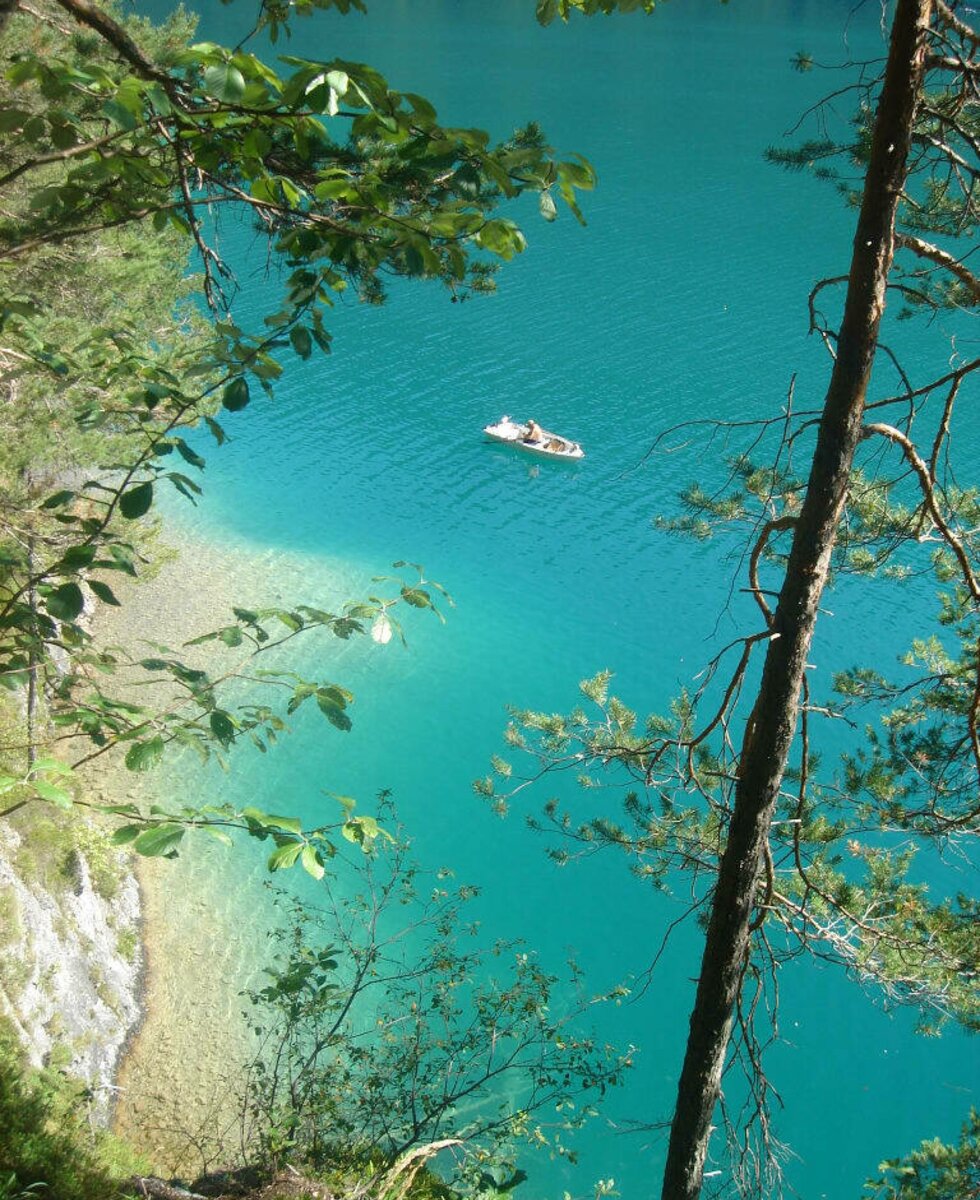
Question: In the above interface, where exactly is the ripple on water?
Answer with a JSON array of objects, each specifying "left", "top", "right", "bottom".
[{"left": 108, "top": 0, "right": 979, "bottom": 1193}]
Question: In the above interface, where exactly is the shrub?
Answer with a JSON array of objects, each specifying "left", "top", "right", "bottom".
[{"left": 0, "top": 1030, "right": 141, "bottom": 1200}]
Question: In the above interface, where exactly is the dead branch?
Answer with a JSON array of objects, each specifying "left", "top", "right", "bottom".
[
  {"left": 748, "top": 516, "right": 798, "bottom": 627},
  {"left": 894, "top": 232, "right": 980, "bottom": 300},
  {"left": 928, "top": 373, "right": 960, "bottom": 483},
  {"left": 861, "top": 420, "right": 980, "bottom": 602},
  {"left": 934, "top": 0, "right": 980, "bottom": 47},
  {"left": 376, "top": 1138, "right": 462, "bottom": 1200}
]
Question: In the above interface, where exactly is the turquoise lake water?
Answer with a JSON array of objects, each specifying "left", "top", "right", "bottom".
[{"left": 140, "top": 1, "right": 978, "bottom": 1195}]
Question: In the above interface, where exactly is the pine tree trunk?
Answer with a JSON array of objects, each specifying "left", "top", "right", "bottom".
[{"left": 660, "top": 3, "right": 933, "bottom": 1196}]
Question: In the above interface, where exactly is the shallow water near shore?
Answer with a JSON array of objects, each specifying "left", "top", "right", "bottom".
[{"left": 117, "top": 1, "right": 978, "bottom": 1195}]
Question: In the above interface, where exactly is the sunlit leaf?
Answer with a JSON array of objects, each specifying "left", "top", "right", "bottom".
[
  {"left": 301, "top": 844, "right": 325, "bottom": 879},
  {"left": 133, "top": 823, "right": 186, "bottom": 857},
  {"left": 203, "top": 62, "right": 246, "bottom": 103},
  {"left": 268, "top": 840, "right": 304, "bottom": 871}
]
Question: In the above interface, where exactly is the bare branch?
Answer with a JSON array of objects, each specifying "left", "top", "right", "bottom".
[
  {"left": 861, "top": 420, "right": 980, "bottom": 603},
  {"left": 934, "top": 0, "right": 980, "bottom": 47},
  {"left": 894, "top": 231, "right": 980, "bottom": 299}
]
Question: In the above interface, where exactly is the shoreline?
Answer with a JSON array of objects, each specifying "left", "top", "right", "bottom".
[
  {"left": 92, "top": 516, "right": 332, "bottom": 1174},
  {"left": 106, "top": 858, "right": 148, "bottom": 1129}
]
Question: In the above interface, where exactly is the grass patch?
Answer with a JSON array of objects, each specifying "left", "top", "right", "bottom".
[
  {"left": 10, "top": 808, "right": 125, "bottom": 904},
  {"left": 0, "top": 1024, "right": 146, "bottom": 1200}
]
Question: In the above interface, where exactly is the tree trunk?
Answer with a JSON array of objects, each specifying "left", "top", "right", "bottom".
[
  {"left": 26, "top": 533, "right": 39, "bottom": 774},
  {"left": 659, "top": 3, "right": 933, "bottom": 1197}
]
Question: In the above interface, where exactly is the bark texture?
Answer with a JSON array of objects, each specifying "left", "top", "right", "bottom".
[{"left": 659, "top": 3, "right": 933, "bottom": 1197}]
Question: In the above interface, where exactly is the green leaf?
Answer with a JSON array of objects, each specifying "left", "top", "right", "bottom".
[
  {"left": 558, "top": 157, "right": 596, "bottom": 190},
  {"left": 289, "top": 325, "right": 312, "bottom": 359},
  {"left": 119, "top": 481, "right": 154, "bottom": 519},
  {"left": 210, "top": 710, "right": 236, "bottom": 748},
  {"left": 60, "top": 544, "right": 96, "bottom": 570},
  {"left": 205, "top": 416, "right": 227, "bottom": 445},
  {"left": 204, "top": 62, "right": 246, "bottom": 103},
  {"left": 301, "top": 843, "right": 325, "bottom": 880},
  {"left": 268, "top": 840, "right": 304, "bottom": 872},
  {"left": 40, "top": 489, "right": 76, "bottom": 509},
  {"left": 33, "top": 779, "right": 72, "bottom": 809},
  {"left": 316, "top": 691, "right": 352, "bottom": 731},
  {"left": 125, "top": 736, "right": 165, "bottom": 772},
  {"left": 88, "top": 579, "right": 121, "bottom": 606},
  {"left": 0, "top": 108, "right": 31, "bottom": 133},
  {"left": 133, "top": 823, "right": 186, "bottom": 857},
  {"left": 341, "top": 814, "right": 389, "bottom": 846},
  {"left": 400, "top": 586, "right": 431, "bottom": 609},
  {"left": 477, "top": 219, "right": 526, "bottom": 259},
  {"left": 244, "top": 127, "right": 272, "bottom": 158},
  {"left": 46, "top": 582, "right": 85, "bottom": 621},
  {"left": 174, "top": 438, "right": 206, "bottom": 469},
  {"left": 222, "top": 376, "right": 250, "bottom": 411},
  {"left": 111, "top": 824, "right": 143, "bottom": 845},
  {"left": 352, "top": 813, "right": 385, "bottom": 841},
  {"left": 33, "top": 755, "right": 71, "bottom": 776},
  {"left": 326, "top": 68, "right": 349, "bottom": 96},
  {"left": 265, "top": 813, "right": 303, "bottom": 833},
  {"left": 102, "top": 98, "right": 137, "bottom": 131}
]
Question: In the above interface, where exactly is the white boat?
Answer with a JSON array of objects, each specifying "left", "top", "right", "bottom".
[{"left": 483, "top": 415, "right": 584, "bottom": 460}]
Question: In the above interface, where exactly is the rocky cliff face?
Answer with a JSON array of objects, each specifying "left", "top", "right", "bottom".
[{"left": 0, "top": 819, "right": 142, "bottom": 1122}]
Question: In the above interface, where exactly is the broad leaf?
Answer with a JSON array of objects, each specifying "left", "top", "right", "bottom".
[
  {"left": 203, "top": 62, "right": 246, "bottom": 103},
  {"left": 33, "top": 779, "right": 72, "bottom": 809},
  {"left": 88, "top": 579, "right": 121, "bottom": 606},
  {"left": 46, "top": 582, "right": 85, "bottom": 621},
  {"left": 125, "top": 736, "right": 165, "bottom": 772},
  {"left": 133, "top": 823, "right": 186, "bottom": 857},
  {"left": 210, "top": 710, "right": 237, "bottom": 747},
  {"left": 268, "top": 840, "right": 304, "bottom": 871},
  {"left": 222, "top": 376, "right": 250, "bottom": 411},
  {"left": 119, "top": 481, "right": 154, "bottom": 519},
  {"left": 301, "top": 843, "right": 325, "bottom": 880}
]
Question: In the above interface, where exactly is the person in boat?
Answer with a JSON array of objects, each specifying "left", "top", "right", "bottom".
[{"left": 524, "top": 418, "right": 545, "bottom": 443}]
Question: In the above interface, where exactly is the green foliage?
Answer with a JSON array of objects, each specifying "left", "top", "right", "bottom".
[
  {"left": 864, "top": 1111, "right": 980, "bottom": 1199},
  {"left": 1, "top": 2, "right": 595, "bottom": 311},
  {"left": 0, "top": 0, "right": 587, "bottom": 872},
  {"left": 765, "top": 10, "right": 980, "bottom": 313},
  {"left": 487, "top": 639, "right": 980, "bottom": 1030},
  {"left": 535, "top": 0, "right": 659, "bottom": 24},
  {"left": 0, "top": 32, "right": 456, "bottom": 856},
  {"left": 476, "top": 17, "right": 980, "bottom": 1191},
  {"left": 241, "top": 804, "right": 631, "bottom": 1186},
  {"left": 0, "top": 1028, "right": 144, "bottom": 1200},
  {"left": 10, "top": 806, "right": 106, "bottom": 897}
]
